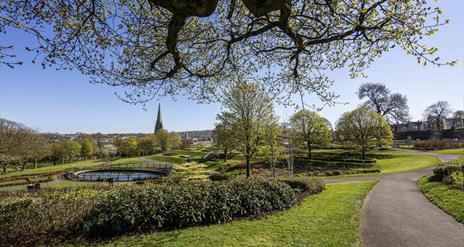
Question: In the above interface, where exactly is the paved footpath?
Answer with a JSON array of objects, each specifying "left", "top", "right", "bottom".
[{"left": 325, "top": 151, "right": 464, "bottom": 247}]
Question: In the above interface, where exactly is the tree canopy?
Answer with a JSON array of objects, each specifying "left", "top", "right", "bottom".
[
  {"left": 0, "top": 0, "right": 453, "bottom": 104},
  {"left": 220, "top": 81, "right": 276, "bottom": 177},
  {"left": 336, "top": 105, "right": 393, "bottom": 158},
  {"left": 423, "top": 101, "right": 452, "bottom": 130},
  {"left": 357, "top": 82, "right": 409, "bottom": 123},
  {"left": 289, "top": 109, "right": 332, "bottom": 158}
]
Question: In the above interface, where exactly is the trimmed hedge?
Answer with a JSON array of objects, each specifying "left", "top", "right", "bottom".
[
  {"left": 279, "top": 177, "right": 325, "bottom": 194},
  {"left": 0, "top": 178, "right": 295, "bottom": 246}
]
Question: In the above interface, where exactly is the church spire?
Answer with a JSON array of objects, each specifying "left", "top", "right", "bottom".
[{"left": 154, "top": 103, "right": 163, "bottom": 133}]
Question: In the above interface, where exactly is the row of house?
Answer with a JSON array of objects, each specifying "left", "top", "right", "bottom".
[{"left": 391, "top": 117, "right": 464, "bottom": 133}]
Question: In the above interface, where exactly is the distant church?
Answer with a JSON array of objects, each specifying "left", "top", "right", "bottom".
[{"left": 154, "top": 103, "right": 164, "bottom": 133}]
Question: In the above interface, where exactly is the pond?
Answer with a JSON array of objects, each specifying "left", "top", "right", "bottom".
[{"left": 76, "top": 169, "right": 162, "bottom": 182}]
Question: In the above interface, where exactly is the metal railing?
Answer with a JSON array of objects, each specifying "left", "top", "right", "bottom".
[{"left": 64, "top": 162, "right": 171, "bottom": 182}]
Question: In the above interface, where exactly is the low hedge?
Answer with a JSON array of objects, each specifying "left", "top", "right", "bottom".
[
  {"left": 279, "top": 177, "right": 325, "bottom": 194},
  {"left": 0, "top": 178, "right": 295, "bottom": 246},
  {"left": 415, "top": 140, "right": 464, "bottom": 150}
]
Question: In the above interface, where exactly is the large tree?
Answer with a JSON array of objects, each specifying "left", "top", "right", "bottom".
[
  {"left": 289, "top": 109, "right": 332, "bottom": 159},
  {"left": 221, "top": 81, "right": 276, "bottom": 177},
  {"left": 357, "top": 82, "right": 409, "bottom": 123},
  {"left": 117, "top": 137, "right": 138, "bottom": 156},
  {"left": 138, "top": 135, "right": 159, "bottom": 155},
  {"left": 450, "top": 110, "right": 464, "bottom": 130},
  {"left": 336, "top": 105, "right": 393, "bottom": 159},
  {"left": 0, "top": 1, "right": 453, "bottom": 104},
  {"left": 80, "top": 138, "right": 94, "bottom": 159},
  {"left": 0, "top": 119, "right": 31, "bottom": 173},
  {"left": 423, "top": 101, "right": 452, "bottom": 131}
]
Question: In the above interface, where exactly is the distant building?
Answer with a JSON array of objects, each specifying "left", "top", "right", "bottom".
[
  {"left": 154, "top": 103, "right": 164, "bottom": 133},
  {"left": 392, "top": 117, "right": 463, "bottom": 133}
]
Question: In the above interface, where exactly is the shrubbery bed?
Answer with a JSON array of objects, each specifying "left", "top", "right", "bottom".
[
  {"left": 414, "top": 140, "right": 464, "bottom": 150},
  {"left": 0, "top": 178, "right": 310, "bottom": 246},
  {"left": 279, "top": 177, "right": 325, "bottom": 194},
  {"left": 432, "top": 160, "right": 464, "bottom": 190}
]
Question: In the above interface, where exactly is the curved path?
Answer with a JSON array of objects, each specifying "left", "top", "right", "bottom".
[{"left": 325, "top": 151, "right": 464, "bottom": 247}]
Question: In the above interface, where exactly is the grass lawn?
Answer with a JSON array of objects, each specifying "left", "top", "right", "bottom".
[
  {"left": 0, "top": 160, "right": 101, "bottom": 180},
  {"left": 430, "top": 148, "right": 464, "bottom": 155},
  {"left": 78, "top": 181, "right": 377, "bottom": 247},
  {"left": 0, "top": 181, "right": 99, "bottom": 191},
  {"left": 374, "top": 154, "right": 440, "bottom": 174},
  {"left": 0, "top": 157, "right": 149, "bottom": 180},
  {"left": 417, "top": 176, "right": 464, "bottom": 223}
]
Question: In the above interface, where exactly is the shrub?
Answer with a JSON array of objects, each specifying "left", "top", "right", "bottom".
[
  {"left": 432, "top": 163, "right": 464, "bottom": 181},
  {"left": 444, "top": 171, "right": 464, "bottom": 190},
  {"left": 0, "top": 189, "right": 106, "bottom": 246},
  {"left": 279, "top": 177, "right": 325, "bottom": 194},
  {"left": 0, "top": 178, "right": 295, "bottom": 246}
]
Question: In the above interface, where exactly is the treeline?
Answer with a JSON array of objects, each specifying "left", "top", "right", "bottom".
[{"left": 0, "top": 118, "right": 181, "bottom": 173}]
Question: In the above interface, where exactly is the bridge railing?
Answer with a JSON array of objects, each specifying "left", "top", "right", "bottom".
[{"left": 64, "top": 162, "right": 171, "bottom": 181}]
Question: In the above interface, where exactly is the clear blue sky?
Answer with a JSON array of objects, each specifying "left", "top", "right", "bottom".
[{"left": 1, "top": 1, "right": 463, "bottom": 134}]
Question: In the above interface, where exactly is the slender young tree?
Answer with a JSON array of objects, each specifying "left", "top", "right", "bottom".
[
  {"left": 213, "top": 112, "right": 236, "bottom": 162},
  {"left": 260, "top": 120, "right": 283, "bottom": 178},
  {"left": 221, "top": 82, "right": 276, "bottom": 177},
  {"left": 290, "top": 109, "right": 333, "bottom": 159}
]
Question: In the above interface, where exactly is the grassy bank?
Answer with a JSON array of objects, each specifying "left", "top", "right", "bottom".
[
  {"left": 75, "top": 181, "right": 377, "bottom": 247},
  {"left": 417, "top": 176, "right": 464, "bottom": 223},
  {"left": 431, "top": 148, "right": 464, "bottom": 155},
  {"left": 374, "top": 154, "right": 440, "bottom": 174}
]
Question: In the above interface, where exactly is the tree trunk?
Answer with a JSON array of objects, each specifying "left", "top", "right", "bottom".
[
  {"left": 224, "top": 148, "right": 228, "bottom": 162},
  {"left": 1, "top": 163, "right": 6, "bottom": 174},
  {"left": 307, "top": 141, "right": 312, "bottom": 159},
  {"left": 271, "top": 160, "right": 276, "bottom": 178},
  {"left": 361, "top": 148, "right": 366, "bottom": 159},
  {"left": 246, "top": 158, "right": 251, "bottom": 178},
  {"left": 33, "top": 160, "right": 37, "bottom": 169},
  {"left": 22, "top": 160, "right": 27, "bottom": 170}
]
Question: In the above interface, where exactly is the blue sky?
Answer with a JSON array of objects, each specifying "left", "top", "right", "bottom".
[{"left": 1, "top": 1, "right": 463, "bottom": 134}]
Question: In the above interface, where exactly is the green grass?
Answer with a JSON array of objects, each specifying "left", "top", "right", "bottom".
[
  {"left": 148, "top": 154, "right": 186, "bottom": 164},
  {"left": 430, "top": 148, "right": 464, "bottom": 155},
  {"left": 0, "top": 181, "right": 98, "bottom": 191},
  {"left": 0, "top": 160, "right": 100, "bottom": 180},
  {"left": 398, "top": 145, "right": 414, "bottom": 149},
  {"left": 77, "top": 181, "right": 377, "bottom": 247},
  {"left": 373, "top": 154, "right": 440, "bottom": 174},
  {"left": 417, "top": 176, "right": 464, "bottom": 223},
  {"left": 0, "top": 157, "right": 150, "bottom": 180}
]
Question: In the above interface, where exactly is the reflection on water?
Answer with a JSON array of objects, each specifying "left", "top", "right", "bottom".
[{"left": 77, "top": 170, "right": 161, "bottom": 181}]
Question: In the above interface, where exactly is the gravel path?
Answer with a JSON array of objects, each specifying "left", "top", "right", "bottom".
[{"left": 325, "top": 151, "right": 464, "bottom": 247}]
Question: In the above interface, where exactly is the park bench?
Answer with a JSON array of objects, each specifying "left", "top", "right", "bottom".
[{"left": 26, "top": 183, "right": 40, "bottom": 190}]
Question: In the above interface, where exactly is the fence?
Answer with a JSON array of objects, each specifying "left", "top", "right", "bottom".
[{"left": 64, "top": 163, "right": 171, "bottom": 182}]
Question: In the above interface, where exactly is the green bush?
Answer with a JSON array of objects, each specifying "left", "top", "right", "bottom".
[
  {"left": 0, "top": 189, "right": 106, "bottom": 246},
  {"left": 0, "top": 178, "right": 295, "bottom": 246},
  {"left": 444, "top": 171, "right": 464, "bottom": 190},
  {"left": 279, "top": 177, "right": 325, "bottom": 194},
  {"left": 432, "top": 163, "right": 464, "bottom": 181}
]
